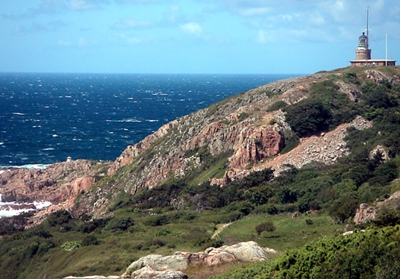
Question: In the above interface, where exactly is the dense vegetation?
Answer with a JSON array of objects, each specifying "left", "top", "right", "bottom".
[
  {"left": 1, "top": 67, "right": 400, "bottom": 278},
  {"left": 213, "top": 226, "right": 400, "bottom": 279}
]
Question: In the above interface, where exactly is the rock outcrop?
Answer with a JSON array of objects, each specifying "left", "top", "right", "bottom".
[
  {"left": 122, "top": 241, "right": 274, "bottom": 279},
  {"left": 354, "top": 190, "right": 400, "bottom": 224},
  {"left": 365, "top": 70, "right": 400, "bottom": 84},
  {"left": 0, "top": 160, "right": 110, "bottom": 225}
]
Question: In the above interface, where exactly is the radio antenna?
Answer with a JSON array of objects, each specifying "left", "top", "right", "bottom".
[{"left": 365, "top": 6, "right": 370, "bottom": 48}]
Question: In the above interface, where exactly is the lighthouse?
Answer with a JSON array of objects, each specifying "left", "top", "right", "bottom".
[
  {"left": 355, "top": 32, "right": 371, "bottom": 60},
  {"left": 350, "top": 7, "right": 396, "bottom": 67}
]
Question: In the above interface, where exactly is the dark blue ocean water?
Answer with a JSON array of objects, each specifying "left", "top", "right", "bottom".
[{"left": 0, "top": 73, "right": 297, "bottom": 167}]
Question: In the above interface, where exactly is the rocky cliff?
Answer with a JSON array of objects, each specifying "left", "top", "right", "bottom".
[
  {"left": 77, "top": 70, "right": 378, "bottom": 216},
  {"left": 0, "top": 160, "right": 109, "bottom": 224},
  {"left": 1, "top": 68, "right": 400, "bottom": 222}
]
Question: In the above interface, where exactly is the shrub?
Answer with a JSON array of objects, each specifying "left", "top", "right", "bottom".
[
  {"left": 329, "top": 195, "right": 359, "bottom": 223},
  {"left": 150, "top": 239, "right": 166, "bottom": 248},
  {"left": 37, "top": 241, "right": 55, "bottom": 256},
  {"left": 284, "top": 98, "right": 331, "bottom": 137},
  {"left": 238, "top": 201, "right": 255, "bottom": 215},
  {"left": 155, "top": 228, "right": 172, "bottom": 237},
  {"left": 372, "top": 206, "right": 400, "bottom": 227},
  {"left": 81, "top": 235, "right": 99, "bottom": 246},
  {"left": 78, "top": 218, "right": 110, "bottom": 233},
  {"left": 266, "top": 205, "right": 279, "bottom": 215},
  {"left": 238, "top": 112, "right": 249, "bottom": 121},
  {"left": 60, "top": 241, "right": 80, "bottom": 251},
  {"left": 47, "top": 210, "right": 72, "bottom": 227},
  {"left": 23, "top": 242, "right": 39, "bottom": 259},
  {"left": 26, "top": 227, "right": 53, "bottom": 239},
  {"left": 267, "top": 100, "right": 287, "bottom": 112},
  {"left": 343, "top": 72, "right": 360, "bottom": 85},
  {"left": 144, "top": 215, "right": 169, "bottom": 227},
  {"left": 105, "top": 217, "right": 134, "bottom": 232},
  {"left": 255, "top": 221, "right": 275, "bottom": 235}
]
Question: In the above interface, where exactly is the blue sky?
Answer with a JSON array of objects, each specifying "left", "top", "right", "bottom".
[{"left": 1, "top": 0, "right": 399, "bottom": 74}]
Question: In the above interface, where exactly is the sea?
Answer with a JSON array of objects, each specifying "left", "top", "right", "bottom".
[{"left": 0, "top": 72, "right": 299, "bottom": 168}]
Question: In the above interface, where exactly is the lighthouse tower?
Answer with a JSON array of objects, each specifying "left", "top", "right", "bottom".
[
  {"left": 355, "top": 32, "right": 371, "bottom": 60},
  {"left": 350, "top": 7, "right": 396, "bottom": 67}
]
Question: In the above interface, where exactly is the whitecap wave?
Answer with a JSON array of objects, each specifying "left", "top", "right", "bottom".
[
  {"left": 0, "top": 164, "right": 50, "bottom": 170},
  {"left": 0, "top": 200, "right": 52, "bottom": 217},
  {"left": 106, "top": 118, "right": 141, "bottom": 123}
]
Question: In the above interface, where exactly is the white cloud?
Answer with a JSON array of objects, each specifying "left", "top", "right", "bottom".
[{"left": 180, "top": 22, "right": 203, "bottom": 35}]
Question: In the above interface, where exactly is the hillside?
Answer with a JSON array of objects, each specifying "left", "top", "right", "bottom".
[{"left": 1, "top": 66, "right": 400, "bottom": 278}]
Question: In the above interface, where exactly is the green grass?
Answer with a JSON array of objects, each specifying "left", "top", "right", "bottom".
[
  {"left": 219, "top": 213, "right": 343, "bottom": 251},
  {"left": 2, "top": 208, "right": 344, "bottom": 278}
]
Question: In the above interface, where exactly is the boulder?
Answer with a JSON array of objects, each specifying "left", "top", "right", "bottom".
[
  {"left": 130, "top": 266, "right": 187, "bottom": 279},
  {"left": 123, "top": 254, "right": 189, "bottom": 277},
  {"left": 64, "top": 276, "right": 120, "bottom": 279},
  {"left": 353, "top": 203, "right": 377, "bottom": 224},
  {"left": 205, "top": 241, "right": 269, "bottom": 264},
  {"left": 354, "top": 190, "right": 400, "bottom": 224},
  {"left": 122, "top": 241, "right": 270, "bottom": 278}
]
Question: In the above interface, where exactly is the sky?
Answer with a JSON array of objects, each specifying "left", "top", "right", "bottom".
[{"left": 1, "top": 0, "right": 399, "bottom": 74}]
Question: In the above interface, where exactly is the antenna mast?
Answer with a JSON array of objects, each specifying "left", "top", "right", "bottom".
[
  {"left": 386, "top": 33, "right": 388, "bottom": 66},
  {"left": 365, "top": 6, "right": 370, "bottom": 48}
]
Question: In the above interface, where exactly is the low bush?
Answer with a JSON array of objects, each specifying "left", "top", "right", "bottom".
[
  {"left": 47, "top": 210, "right": 72, "bottom": 227},
  {"left": 267, "top": 100, "right": 287, "bottom": 112},
  {"left": 105, "top": 217, "right": 134, "bottom": 232},
  {"left": 78, "top": 218, "right": 110, "bottom": 233},
  {"left": 81, "top": 235, "right": 99, "bottom": 246},
  {"left": 255, "top": 221, "right": 275, "bottom": 235},
  {"left": 60, "top": 241, "right": 80, "bottom": 252},
  {"left": 144, "top": 215, "right": 169, "bottom": 227}
]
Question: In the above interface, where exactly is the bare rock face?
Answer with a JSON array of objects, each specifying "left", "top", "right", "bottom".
[
  {"left": 64, "top": 276, "right": 121, "bottom": 279},
  {"left": 228, "top": 126, "right": 283, "bottom": 170},
  {"left": 258, "top": 116, "right": 372, "bottom": 175},
  {"left": 204, "top": 241, "right": 270, "bottom": 265},
  {"left": 335, "top": 81, "right": 361, "bottom": 101},
  {"left": 353, "top": 203, "right": 378, "bottom": 224},
  {"left": 124, "top": 254, "right": 189, "bottom": 275},
  {"left": 107, "top": 121, "right": 178, "bottom": 176},
  {"left": 354, "top": 190, "right": 400, "bottom": 224},
  {"left": 0, "top": 160, "right": 109, "bottom": 224},
  {"left": 96, "top": 73, "right": 329, "bottom": 197},
  {"left": 369, "top": 145, "right": 390, "bottom": 162},
  {"left": 365, "top": 70, "right": 400, "bottom": 84},
  {"left": 129, "top": 266, "right": 188, "bottom": 279},
  {"left": 78, "top": 70, "right": 388, "bottom": 214},
  {"left": 122, "top": 241, "right": 273, "bottom": 279}
]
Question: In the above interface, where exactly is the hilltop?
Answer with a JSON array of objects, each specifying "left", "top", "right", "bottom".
[{"left": 1, "top": 66, "right": 400, "bottom": 278}]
